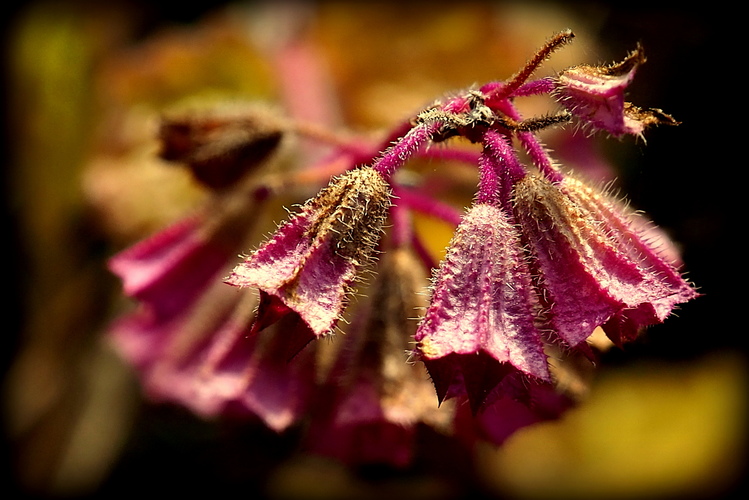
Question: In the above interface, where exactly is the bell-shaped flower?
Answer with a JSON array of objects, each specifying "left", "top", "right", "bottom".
[
  {"left": 108, "top": 214, "right": 318, "bottom": 431},
  {"left": 414, "top": 203, "right": 550, "bottom": 412},
  {"left": 305, "top": 246, "right": 450, "bottom": 466},
  {"left": 554, "top": 44, "right": 678, "bottom": 137},
  {"left": 563, "top": 176, "right": 700, "bottom": 346},
  {"left": 512, "top": 174, "right": 699, "bottom": 348},
  {"left": 108, "top": 215, "right": 238, "bottom": 323},
  {"left": 225, "top": 166, "right": 392, "bottom": 337},
  {"left": 107, "top": 213, "right": 244, "bottom": 370},
  {"left": 187, "top": 302, "right": 317, "bottom": 431}
]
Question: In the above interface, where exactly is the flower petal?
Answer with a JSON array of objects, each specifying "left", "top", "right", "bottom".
[
  {"left": 415, "top": 203, "right": 550, "bottom": 410},
  {"left": 555, "top": 45, "right": 677, "bottom": 137},
  {"left": 513, "top": 174, "right": 698, "bottom": 346}
]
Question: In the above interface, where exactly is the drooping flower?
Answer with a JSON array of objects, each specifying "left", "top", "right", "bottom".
[
  {"left": 414, "top": 203, "right": 550, "bottom": 411},
  {"left": 410, "top": 36, "right": 700, "bottom": 418},
  {"left": 411, "top": 128, "right": 554, "bottom": 412},
  {"left": 512, "top": 173, "right": 699, "bottom": 348},
  {"left": 187, "top": 301, "right": 318, "bottom": 430},
  {"left": 105, "top": 101, "right": 327, "bottom": 431},
  {"left": 101, "top": 26, "right": 700, "bottom": 468},
  {"left": 107, "top": 211, "right": 250, "bottom": 372},
  {"left": 305, "top": 245, "right": 451, "bottom": 466},
  {"left": 224, "top": 166, "right": 392, "bottom": 337}
]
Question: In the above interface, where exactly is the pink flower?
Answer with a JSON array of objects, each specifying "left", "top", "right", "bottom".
[
  {"left": 413, "top": 203, "right": 550, "bottom": 411},
  {"left": 188, "top": 307, "right": 317, "bottom": 431},
  {"left": 104, "top": 30, "right": 701, "bottom": 465},
  {"left": 554, "top": 44, "right": 678, "bottom": 137},
  {"left": 107, "top": 214, "right": 242, "bottom": 370},
  {"left": 225, "top": 166, "right": 392, "bottom": 337},
  {"left": 305, "top": 246, "right": 448, "bottom": 466},
  {"left": 108, "top": 209, "right": 322, "bottom": 431},
  {"left": 512, "top": 174, "right": 699, "bottom": 347}
]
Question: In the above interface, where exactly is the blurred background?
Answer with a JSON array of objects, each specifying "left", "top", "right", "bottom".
[{"left": 2, "top": 1, "right": 744, "bottom": 498}]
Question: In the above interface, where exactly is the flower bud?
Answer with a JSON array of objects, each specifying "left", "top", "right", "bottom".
[{"left": 159, "top": 102, "right": 287, "bottom": 189}]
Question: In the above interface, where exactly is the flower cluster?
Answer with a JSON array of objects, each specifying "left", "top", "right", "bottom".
[{"left": 107, "top": 31, "right": 698, "bottom": 466}]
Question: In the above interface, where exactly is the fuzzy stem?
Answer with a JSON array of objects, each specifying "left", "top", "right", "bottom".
[
  {"left": 476, "top": 146, "right": 501, "bottom": 206},
  {"left": 514, "top": 77, "right": 557, "bottom": 97},
  {"left": 495, "top": 99, "right": 564, "bottom": 183},
  {"left": 481, "top": 130, "right": 527, "bottom": 209},
  {"left": 488, "top": 30, "right": 574, "bottom": 101},
  {"left": 481, "top": 77, "right": 555, "bottom": 110},
  {"left": 518, "top": 131, "right": 564, "bottom": 184},
  {"left": 371, "top": 122, "right": 439, "bottom": 180},
  {"left": 415, "top": 145, "right": 481, "bottom": 165},
  {"left": 393, "top": 186, "right": 463, "bottom": 227}
]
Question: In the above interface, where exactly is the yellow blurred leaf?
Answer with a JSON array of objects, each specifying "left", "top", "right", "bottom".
[{"left": 478, "top": 352, "right": 748, "bottom": 499}]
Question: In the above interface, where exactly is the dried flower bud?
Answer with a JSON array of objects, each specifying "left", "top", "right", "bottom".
[
  {"left": 225, "top": 166, "right": 392, "bottom": 336},
  {"left": 158, "top": 102, "right": 287, "bottom": 189}
]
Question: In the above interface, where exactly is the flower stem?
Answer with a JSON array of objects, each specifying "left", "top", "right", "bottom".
[
  {"left": 393, "top": 186, "right": 463, "bottom": 227},
  {"left": 481, "top": 130, "right": 527, "bottom": 209},
  {"left": 371, "top": 122, "right": 439, "bottom": 180},
  {"left": 494, "top": 99, "right": 564, "bottom": 183},
  {"left": 487, "top": 30, "right": 574, "bottom": 101},
  {"left": 476, "top": 145, "right": 501, "bottom": 206}
]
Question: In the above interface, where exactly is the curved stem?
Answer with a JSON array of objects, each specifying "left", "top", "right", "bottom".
[
  {"left": 393, "top": 186, "right": 463, "bottom": 227},
  {"left": 415, "top": 145, "right": 481, "bottom": 165},
  {"left": 371, "top": 122, "right": 439, "bottom": 180},
  {"left": 487, "top": 30, "right": 574, "bottom": 101},
  {"left": 496, "top": 99, "right": 564, "bottom": 183}
]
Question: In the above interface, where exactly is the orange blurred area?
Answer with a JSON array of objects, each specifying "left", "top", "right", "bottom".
[{"left": 3, "top": 1, "right": 743, "bottom": 498}]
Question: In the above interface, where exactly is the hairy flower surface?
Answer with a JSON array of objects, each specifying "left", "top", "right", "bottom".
[
  {"left": 414, "top": 203, "right": 549, "bottom": 410},
  {"left": 554, "top": 44, "right": 678, "bottom": 137},
  {"left": 513, "top": 174, "right": 699, "bottom": 347},
  {"left": 104, "top": 29, "right": 699, "bottom": 467},
  {"left": 225, "top": 166, "right": 392, "bottom": 337}
]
